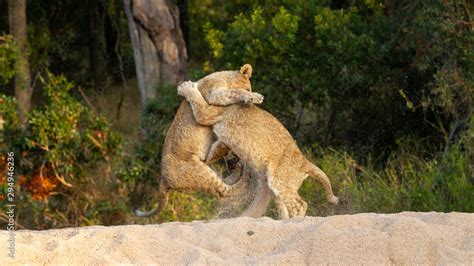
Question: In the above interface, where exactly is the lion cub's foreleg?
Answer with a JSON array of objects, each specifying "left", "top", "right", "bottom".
[
  {"left": 206, "top": 89, "right": 263, "bottom": 106},
  {"left": 178, "top": 81, "right": 264, "bottom": 126},
  {"left": 178, "top": 81, "right": 225, "bottom": 125}
]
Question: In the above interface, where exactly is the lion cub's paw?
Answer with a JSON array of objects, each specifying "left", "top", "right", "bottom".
[
  {"left": 251, "top": 92, "right": 264, "bottom": 104},
  {"left": 329, "top": 196, "right": 339, "bottom": 205},
  {"left": 177, "top": 81, "right": 198, "bottom": 97},
  {"left": 243, "top": 92, "right": 264, "bottom": 104}
]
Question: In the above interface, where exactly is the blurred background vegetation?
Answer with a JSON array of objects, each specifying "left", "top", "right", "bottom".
[{"left": 0, "top": 0, "right": 472, "bottom": 229}]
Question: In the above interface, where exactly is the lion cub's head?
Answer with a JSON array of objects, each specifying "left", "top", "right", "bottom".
[{"left": 197, "top": 64, "right": 253, "bottom": 97}]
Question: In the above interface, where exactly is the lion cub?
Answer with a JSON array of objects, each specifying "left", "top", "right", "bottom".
[
  {"left": 178, "top": 81, "right": 339, "bottom": 219},
  {"left": 135, "top": 64, "right": 264, "bottom": 217}
]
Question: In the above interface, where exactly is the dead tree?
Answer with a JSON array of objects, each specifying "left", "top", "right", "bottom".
[{"left": 123, "top": 0, "right": 188, "bottom": 110}]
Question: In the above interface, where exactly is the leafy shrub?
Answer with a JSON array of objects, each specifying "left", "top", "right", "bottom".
[
  {"left": 0, "top": 35, "right": 18, "bottom": 85},
  {"left": 0, "top": 73, "right": 123, "bottom": 228}
]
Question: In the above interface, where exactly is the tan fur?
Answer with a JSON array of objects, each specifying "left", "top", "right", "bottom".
[
  {"left": 178, "top": 81, "right": 339, "bottom": 219},
  {"left": 135, "top": 64, "right": 264, "bottom": 217}
]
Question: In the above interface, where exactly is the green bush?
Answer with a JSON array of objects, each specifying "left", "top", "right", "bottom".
[
  {"left": 0, "top": 73, "right": 123, "bottom": 229},
  {"left": 0, "top": 35, "right": 18, "bottom": 85}
]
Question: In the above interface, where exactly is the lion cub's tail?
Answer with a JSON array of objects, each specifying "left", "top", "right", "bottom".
[
  {"left": 305, "top": 161, "right": 339, "bottom": 205},
  {"left": 134, "top": 206, "right": 159, "bottom": 217},
  {"left": 134, "top": 179, "right": 169, "bottom": 218},
  {"left": 217, "top": 162, "right": 252, "bottom": 198}
]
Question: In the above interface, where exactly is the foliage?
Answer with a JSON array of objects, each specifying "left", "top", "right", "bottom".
[
  {"left": 0, "top": 35, "right": 19, "bottom": 85},
  {"left": 0, "top": 95, "right": 21, "bottom": 138},
  {"left": 0, "top": 73, "right": 123, "bottom": 228},
  {"left": 187, "top": 0, "right": 255, "bottom": 60}
]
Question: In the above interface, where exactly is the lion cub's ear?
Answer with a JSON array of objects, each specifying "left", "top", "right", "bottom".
[{"left": 239, "top": 64, "right": 253, "bottom": 79}]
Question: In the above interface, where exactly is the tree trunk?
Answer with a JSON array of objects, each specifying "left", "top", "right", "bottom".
[
  {"left": 123, "top": 0, "right": 188, "bottom": 110},
  {"left": 8, "top": 0, "right": 32, "bottom": 125}
]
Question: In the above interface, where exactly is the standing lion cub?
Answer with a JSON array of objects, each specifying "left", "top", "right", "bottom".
[
  {"left": 178, "top": 80, "right": 339, "bottom": 219},
  {"left": 135, "top": 64, "right": 264, "bottom": 217}
]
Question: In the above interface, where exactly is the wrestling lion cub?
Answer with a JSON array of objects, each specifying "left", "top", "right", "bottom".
[
  {"left": 135, "top": 64, "right": 264, "bottom": 217},
  {"left": 178, "top": 81, "right": 339, "bottom": 219}
]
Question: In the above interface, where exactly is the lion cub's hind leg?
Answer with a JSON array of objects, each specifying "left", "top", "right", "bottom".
[
  {"left": 265, "top": 166, "right": 290, "bottom": 219},
  {"left": 266, "top": 166, "right": 310, "bottom": 219},
  {"left": 285, "top": 195, "right": 308, "bottom": 218},
  {"left": 273, "top": 192, "right": 290, "bottom": 219},
  {"left": 268, "top": 186, "right": 307, "bottom": 219}
]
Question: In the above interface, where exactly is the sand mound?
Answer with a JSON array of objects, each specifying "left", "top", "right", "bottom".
[{"left": 1, "top": 212, "right": 473, "bottom": 264}]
